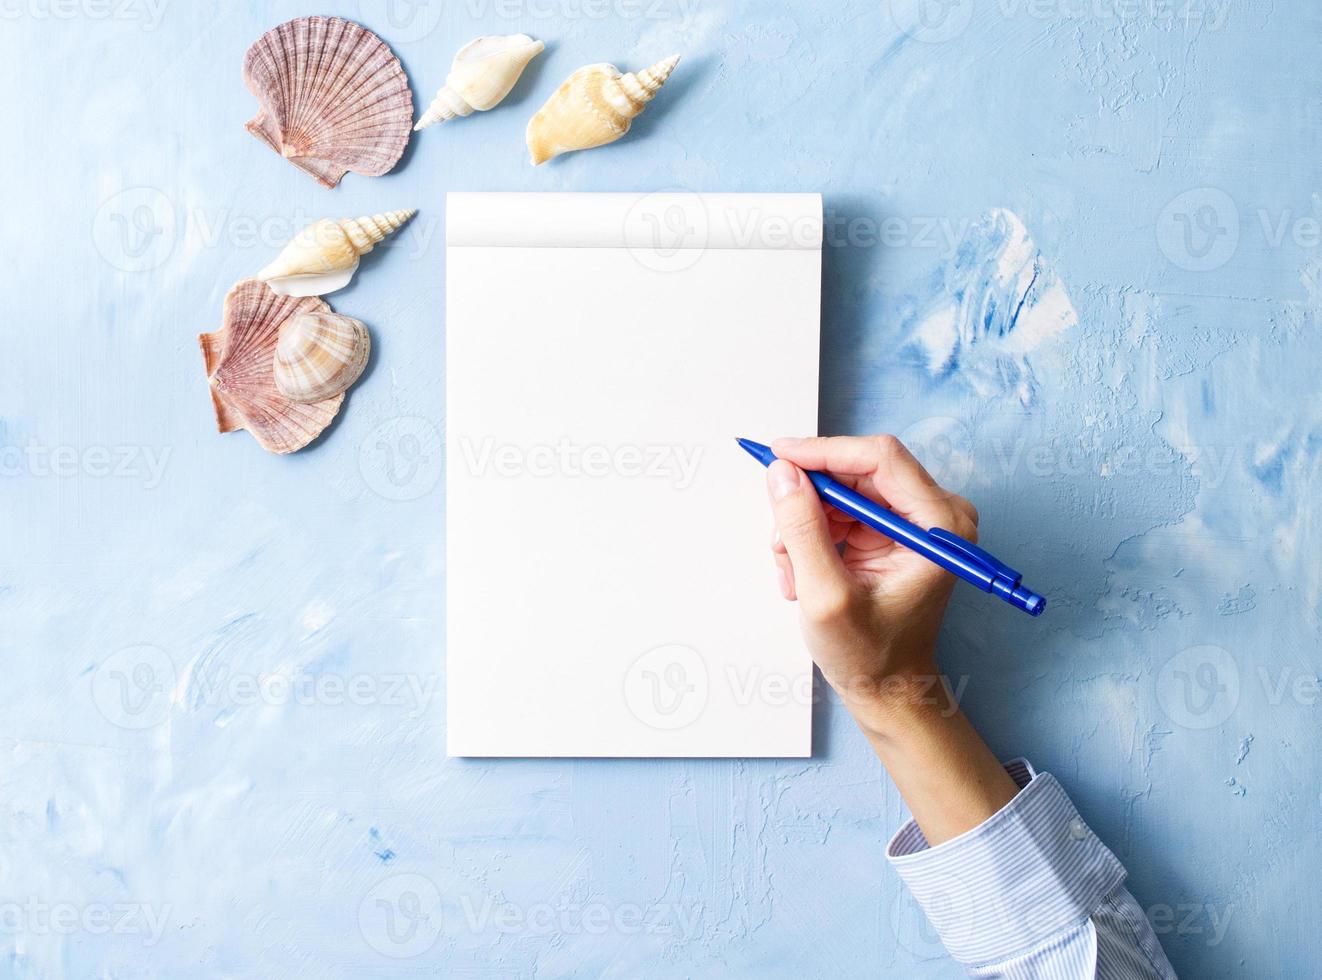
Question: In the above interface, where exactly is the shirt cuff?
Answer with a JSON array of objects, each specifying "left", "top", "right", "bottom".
[{"left": 886, "top": 758, "right": 1127, "bottom": 968}]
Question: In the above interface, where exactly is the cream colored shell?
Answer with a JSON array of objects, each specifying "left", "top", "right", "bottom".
[
  {"left": 414, "top": 34, "right": 544, "bottom": 131},
  {"left": 274, "top": 311, "right": 371, "bottom": 403},
  {"left": 258, "top": 210, "right": 415, "bottom": 298},
  {"left": 526, "top": 55, "right": 679, "bottom": 165}
]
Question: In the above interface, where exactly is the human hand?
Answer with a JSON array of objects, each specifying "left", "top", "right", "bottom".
[{"left": 765, "top": 435, "right": 980, "bottom": 731}]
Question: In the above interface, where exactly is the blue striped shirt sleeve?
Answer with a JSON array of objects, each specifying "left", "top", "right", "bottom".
[{"left": 885, "top": 759, "right": 1177, "bottom": 978}]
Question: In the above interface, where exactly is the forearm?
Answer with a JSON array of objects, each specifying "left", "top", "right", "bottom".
[{"left": 844, "top": 677, "right": 1019, "bottom": 846}]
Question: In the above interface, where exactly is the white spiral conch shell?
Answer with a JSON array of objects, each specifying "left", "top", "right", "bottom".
[
  {"left": 274, "top": 311, "right": 371, "bottom": 403},
  {"left": 257, "top": 210, "right": 416, "bottom": 298},
  {"left": 526, "top": 55, "right": 680, "bottom": 165},
  {"left": 414, "top": 34, "right": 544, "bottom": 131}
]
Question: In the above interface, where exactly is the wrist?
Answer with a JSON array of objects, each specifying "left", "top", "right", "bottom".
[
  {"left": 830, "top": 669, "right": 962, "bottom": 743},
  {"left": 834, "top": 670, "right": 1021, "bottom": 847}
]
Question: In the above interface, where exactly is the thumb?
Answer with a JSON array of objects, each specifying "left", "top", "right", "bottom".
[{"left": 766, "top": 459, "right": 850, "bottom": 614}]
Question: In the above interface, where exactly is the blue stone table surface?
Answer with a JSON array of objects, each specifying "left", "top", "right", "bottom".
[{"left": 2, "top": 0, "right": 1317, "bottom": 976}]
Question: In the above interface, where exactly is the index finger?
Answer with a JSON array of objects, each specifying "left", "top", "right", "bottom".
[{"left": 770, "top": 434, "right": 961, "bottom": 527}]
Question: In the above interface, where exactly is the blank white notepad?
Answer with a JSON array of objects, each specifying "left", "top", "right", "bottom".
[{"left": 446, "top": 192, "right": 822, "bottom": 757}]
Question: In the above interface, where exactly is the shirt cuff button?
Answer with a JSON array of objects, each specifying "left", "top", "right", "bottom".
[{"left": 1068, "top": 817, "right": 1088, "bottom": 841}]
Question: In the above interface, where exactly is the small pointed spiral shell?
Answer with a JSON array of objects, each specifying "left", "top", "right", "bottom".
[
  {"left": 274, "top": 311, "right": 371, "bottom": 403},
  {"left": 338, "top": 210, "right": 415, "bottom": 256},
  {"left": 257, "top": 209, "right": 416, "bottom": 297}
]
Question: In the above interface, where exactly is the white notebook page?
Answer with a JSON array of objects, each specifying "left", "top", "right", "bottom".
[{"left": 446, "top": 192, "right": 822, "bottom": 757}]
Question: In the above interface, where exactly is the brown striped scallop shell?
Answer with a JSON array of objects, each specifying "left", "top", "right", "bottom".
[
  {"left": 199, "top": 280, "right": 344, "bottom": 454},
  {"left": 243, "top": 16, "right": 413, "bottom": 189}
]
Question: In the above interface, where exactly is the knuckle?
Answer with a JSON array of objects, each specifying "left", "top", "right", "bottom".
[
  {"left": 803, "top": 586, "right": 853, "bottom": 626},
  {"left": 943, "top": 508, "right": 978, "bottom": 542},
  {"left": 875, "top": 433, "right": 904, "bottom": 457}
]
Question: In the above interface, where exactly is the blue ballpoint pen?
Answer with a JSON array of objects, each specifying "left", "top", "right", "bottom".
[{"left": 737, "top": 438, "right": 1047, "bottom": 617}]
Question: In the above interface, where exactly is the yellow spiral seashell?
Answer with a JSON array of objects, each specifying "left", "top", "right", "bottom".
[{"left": 526, "top": 55, "right": 680, "bottom": 165}]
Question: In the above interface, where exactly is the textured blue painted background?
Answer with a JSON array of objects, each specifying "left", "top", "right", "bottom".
[{"left": 2, "top": 0, "right": 1318, "bottom": 976}]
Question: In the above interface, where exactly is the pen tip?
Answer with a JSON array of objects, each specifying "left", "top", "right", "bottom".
[{"left": 735, "top": 438, "right": 773, "bottom": 465}]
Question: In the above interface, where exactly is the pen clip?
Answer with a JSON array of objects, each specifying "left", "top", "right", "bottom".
[{"left": 928, "top": 528, "right": 1022, "bottom": 585}]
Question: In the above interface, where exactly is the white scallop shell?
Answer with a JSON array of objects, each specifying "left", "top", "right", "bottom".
[{"left": 274, "top": 311, "right": 371, "bottom": 403}]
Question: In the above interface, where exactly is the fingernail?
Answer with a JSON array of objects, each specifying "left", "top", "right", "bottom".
[
  {"left": 776, "top": 565, "right": 792, "bottom": 599},
  {"left": 768, "top": 459, "right": 799, "bottom": 500},
  {"left": 771, "top": 436, "right": 805, "bottom": 451}
]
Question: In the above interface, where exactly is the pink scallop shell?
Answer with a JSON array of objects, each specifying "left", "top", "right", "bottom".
[
  {"left": 200, "top": 280, "right": 345, "bottom": 454},
  {"left": 243, "top": 16, "right": 413, "bottom": 189}
]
